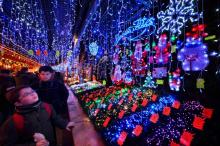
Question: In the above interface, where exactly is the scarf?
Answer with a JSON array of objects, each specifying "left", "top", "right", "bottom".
[{"left": 15, "top": 100, "right": 41, "bottom": 114}]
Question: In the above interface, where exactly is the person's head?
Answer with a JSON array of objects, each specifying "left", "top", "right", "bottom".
[
  {"left": 6, "top": 85, "right": 39, "bottom": 106},
  {"left": 38, "top": 66, "right": 54, "bottom": 82}
]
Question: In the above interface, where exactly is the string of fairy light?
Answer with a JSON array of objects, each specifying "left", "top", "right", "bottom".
[
  {"left": 0, "top": 0, "right": 76, "bottom": 65},
  {"left": 0, "top": 0, "right": 48, "bottom": 63}
]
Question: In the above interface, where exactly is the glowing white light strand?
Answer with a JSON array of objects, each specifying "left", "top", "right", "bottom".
[{"left": 157, "top": 0, "right": 199, "bottom": 35}]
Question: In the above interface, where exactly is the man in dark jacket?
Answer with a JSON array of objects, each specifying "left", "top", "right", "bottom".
[
  {"left": 0, "top": 85, "right": 74, "bottom": 146},
  {"left": 31, "top": 66, "right": 69, "bottom": 116}
]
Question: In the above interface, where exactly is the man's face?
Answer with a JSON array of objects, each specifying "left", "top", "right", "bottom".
[{"left": 39, "top": 71, "right": 53, "bottom": 81}]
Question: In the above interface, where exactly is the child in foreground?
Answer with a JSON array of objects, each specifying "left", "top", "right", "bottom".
[{"left": 0, "top": 85, "right": 75, "bottom": 146}]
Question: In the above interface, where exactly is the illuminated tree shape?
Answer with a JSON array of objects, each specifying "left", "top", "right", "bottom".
[
  {"left": 178, "top": 37, "right": 209, "bottom": 71},
  {"left": 89, "top": 42, "right": 99, "bottom": 56},
  {"left": 154, "top": 34, "right": 170, "bottom": 64},
  {"left": 169, "top": 68, "right": 181, "bottom": 91},
  {"left": 143, "top": 72, "right": 157, "bottom": 88},
  {"left": 157, "top": 0, "right": 199, "bottom": 35}
]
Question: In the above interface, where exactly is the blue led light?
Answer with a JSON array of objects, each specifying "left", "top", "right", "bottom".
[
  {"left": 115, "top": 17, "right": 156, "bottom": 45},
  {"left": 103, "top": 95, "right": 175, "bottom": 145}
]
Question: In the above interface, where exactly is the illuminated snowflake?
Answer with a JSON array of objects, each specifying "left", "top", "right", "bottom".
[{"left": 157, "top": 0, "right": 199, "bottom": 35}]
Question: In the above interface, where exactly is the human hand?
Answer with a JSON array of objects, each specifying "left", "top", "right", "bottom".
[
  {"left": 66, "top": 121, "right": 75, "bottom": 131},
  {"left": 36, "top": 139, "right": 49, "bottom": 146},
  {"left": 33, "top": 133, "right": 45, "bottom": 142}
]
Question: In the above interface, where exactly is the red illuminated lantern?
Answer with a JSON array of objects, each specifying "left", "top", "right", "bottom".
[
  {"left": 117, "top": 131, "right": 127, "bottom": 146},
  {"left": 170, "top": 141, "right": 180, "bottom": 146},
  {"left": 180, "top": 130, "right": 194, "bottom": 146},
  {"left": 172, "top": 100, "right": 180, "bottom": 109},
  {"left": 150, "top": 113, "right": 159, "bottom": 123},
  {"left": 131, "top": 103, "right": 138, "bottom": 112},
  {"left": 193, "top": 116, "right": 205, "bottom": 131},
  {"left": 202, "top": 108, "right": 214, "bottom": 119},
  {"left": 108, "top": 103, "right": 113, "bottom": 110},
  {"left": 141, "top": 98, "right": 148, "bottom": 107},
  {"left": 152, "top": 94, "right": 157, "bottom": 102},
  {"left": 118, "top": 110, "right": 125, "bottom": 119},
  {"left": 128, "top": 94, "right": 133, "bottom": 101},
  {"left": 132, "top": 125, "right": 143, "bottom": 136},
  {"left": 163, "top": 107, "right": 171, "bottom": 116},
  {"left": 103, "top": 117, "right": 111, "bottom": 127}
]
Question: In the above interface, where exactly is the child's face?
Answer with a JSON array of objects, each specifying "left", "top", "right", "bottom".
[
  {"left": 39, "top": 71, "right": 53, "bottom": 81},
  {"left": 18, "top": 87, "right": 39, "bottom": 105}
]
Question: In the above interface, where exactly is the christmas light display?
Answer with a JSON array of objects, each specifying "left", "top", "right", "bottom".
[
  {"left": 51, "top": 0, "right": 75, "bottom": 64},
  {"left": 143, "top": 72, "right": 158, "bottom": 88},
  {"left": 0, "top": 0, "right": 76, "bottom": 64},
  {"left": 0, "top": 1, "right": 216, "bottom": 145},
  {"left": 0, "top": 0, "right": 49, "bottom": 63},
  {"left": 154, "top": 34, "right": 171, "bottom": 64},
  {"left": 143, "top": 101, "right": 210, "bottom": 146},
  {"left": 177, "top": 37, "right": 209, "bottom": 71},
  {"left": 169, "top": 68, "right": 182, "bottom": 91},
  {"left": 103, "top": 95, "right": 176, "bottom": 145},
  {"left": 157, "top": 0, "right": 199, "bottom": 35},
  {"left": 74, "top": 82, "right": 213, "bottom": 146}
]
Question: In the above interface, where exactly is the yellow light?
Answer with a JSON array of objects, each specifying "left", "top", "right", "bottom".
[{"left": 73, "top": 35, "right": 78, "bottom": 46}]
